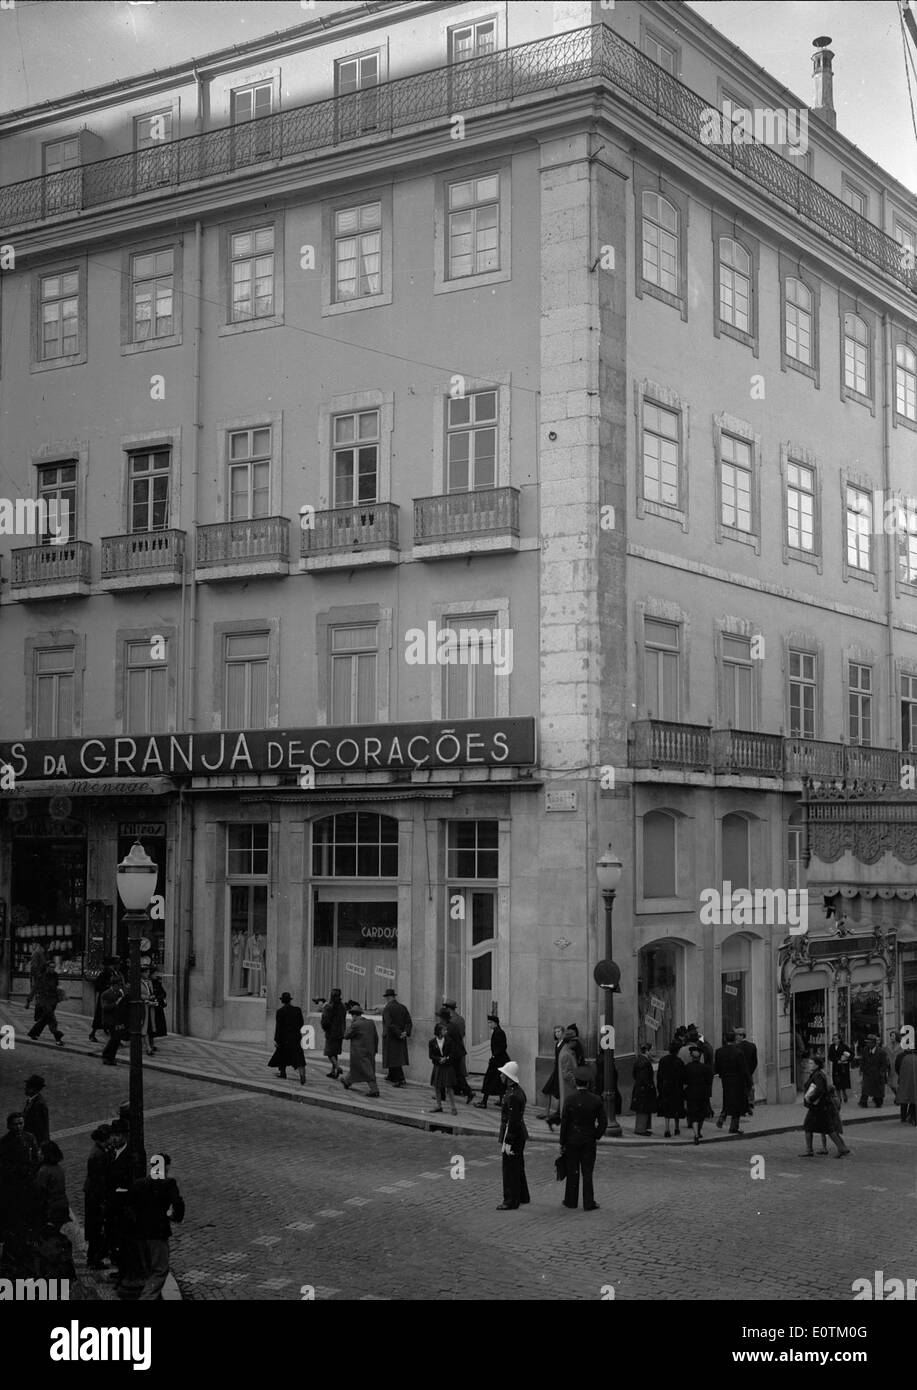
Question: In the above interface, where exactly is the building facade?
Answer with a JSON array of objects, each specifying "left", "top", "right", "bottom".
[{"left": 1, "top": 1, "right": 915, "bottom": 1101}]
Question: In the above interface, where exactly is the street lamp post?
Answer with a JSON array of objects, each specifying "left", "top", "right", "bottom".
[
  {"left": 115, "top": 841, "right": 158, "bottom": 1184},
  {"left": 596, "top": 844, "right": 623, "bottom": 1137}
]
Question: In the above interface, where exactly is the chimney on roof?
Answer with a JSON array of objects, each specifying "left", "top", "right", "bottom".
[{"left": 811, "top": 36, "right": 836, "bottom": 130}]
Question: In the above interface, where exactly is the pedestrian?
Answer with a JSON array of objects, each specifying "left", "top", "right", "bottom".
[
  {"left": 381, "top": 988, "right": 412, "bottom": 1087},
  {"left": 895, "top": 1047, "right": 917, "bottom": 1125},
  {"left": 0, "top": 1113, "right": 40, "bottom": 1275},
  {"left": 83, "top": 1125, "right": 112, "bottom": 1269},
  {"left": 656, "top": 1040, "right": 686, "bottom": 1138},
  {"left": 799, "top": 1056, "right": 850, "bottom": 1158},
  {"left": 827, "top": 1033, "right": 853, "bottom": 1103},
  {"left": 683, "top": 1044, "right": 714, "bottom": 1145},
  {"left": 887, "top": 1030, "right": 904, "bottom": 1103},
  {"left": 23, "top": 1074, "right": 50, "bottom": 1148},
  {"left": 340, "top": 1004, "right": 380, "bottom": 1097},
  {"left": 145, "top": 966, "right": 168, "bottom": 1054},
  {"left": 320, "top": 988, "right": 347, "bottom": 1079},
  {"left": 474, "top": 1012, "right": 509, "bottom": 1109},
  {"left": 34, "top": 1141, "right": 70, "bottom": 1231},
  {"left": 538, "top": 1025, "right": 565, "bottom": 1123},
  {"left": 631, "top": 1043, "right": 657, "bottom": 1135},
  {"left": 26, "top": 968, "right": 65, "bottom": 1046},
  {"left": 734, "top": 1028, "right": 758, "bottom": 1114},
  {"left": 129, "top": 1154, "right": 185, "bottom": 1301},
  {"left": 551, "top": 1028, "right": 580, "bottom": 1132},
  {"left": 24, "top": 944, "right": 48, "bottom": 1011},
  {"left": 559, "top": 1065, "right": 607, "bottom": 1210},
  {"left": 101, "top": 983, "right": 130, "bottom": 1066},
  {"left": 496, "top": 1060, "right": 530, "bottom": 1210},
  {"left": 858, "top": 1034, "right": 889, "bottom": 1107},
  {"left": 714, "top": 1030, "right": 750, "bottom": 1134},
  {"left": 268, "top": 991, "right": 307, "bottom": 1084},
  {"left": 443, "top": 1000, "right": 474, "bottom": 1102},
  {"left": 105, "top": 1121, "right": 141, "bottom": 1291},
  {"left": 428, "top": 1021, "right": 458, "bottom": 1115},
  {"left": 89, "top": 958, "right": 117, "bottom": 1042}
]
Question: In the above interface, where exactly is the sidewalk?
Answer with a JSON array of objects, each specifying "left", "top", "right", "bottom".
[{"left": 0, "top": 1000, "right": 900, "bottom": 1147}]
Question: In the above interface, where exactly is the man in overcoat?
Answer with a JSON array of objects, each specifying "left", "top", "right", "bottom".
[
  {"left": 320, "top": 988, "right": 347, "bottom": 1078},
  {"left": 23, "top": 1074, "right": 50, "bottom": 1148},
  {"left": 559, "top": 1067, "right": 607, "bottom": 1210},
  {"left": 340, "top": 1004, "right": 380, "bottom": 1097},
  {"left": 83, "top": 1124, "right": 112, "bottom": 1268},
  {"left": 859, "top": 1034, "right": 890, "bottom": 1107},
  {"left": 735, "top": 1028, "right": 758, "bottom": 1113},
  {"left": 381, "top": 988, "right": 412, "bottom": 1087},
  {"left": 714, "top": 1030, "right": 750, "bottom": 1134},
  {"left": 895, "top": 1045, "right": 917, "bottom": 1124},
  {"left": 269, "top": 991, "right": 307, "bottom": 1084},
  {"left": 443, "top": 1000, "right": 474, "bottom": 1102}
]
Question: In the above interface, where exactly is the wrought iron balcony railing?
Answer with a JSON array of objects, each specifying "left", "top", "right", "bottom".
[
  {"left": 10, "top": 540, "right": 92, "bottom": 588},
  {"left": 301, "top": 502, "right": 399, "bottom": 555},
  {"left": 631, "top": 720, "right": 917, "bottom": 782},
  {"left": 413, "top": 486, "right": 520, "bottom": 544},
  {"left": 0, "top": 25, "right": 911, "bottom": 289},
  {"left": 101, "top": 528, "right": 185, "bottom": 578},
  {"left": 196, "top": 516, "right": 290, "bottom": 567}
]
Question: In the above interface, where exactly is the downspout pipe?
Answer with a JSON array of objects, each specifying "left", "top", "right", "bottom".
[{"left": 881, "top": 314, "right": 896, "bottom": 749}]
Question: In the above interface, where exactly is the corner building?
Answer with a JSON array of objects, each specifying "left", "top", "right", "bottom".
[{"left": 1, "top": 2, "right": 915, "bottom": 1104}]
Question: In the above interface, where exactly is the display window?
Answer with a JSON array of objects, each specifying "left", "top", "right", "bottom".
[
  {"left": 791, "top": 985, "right": 826, "bottom": 1085},
  {"left": 226, "top": 824, "right": 270, "bottom": 999},
  {"left": 637, "top": 942, "right": 678, "bottom": 1051},
  {"left": 11, "top": 828, "right": 87, "bottom": 979}
]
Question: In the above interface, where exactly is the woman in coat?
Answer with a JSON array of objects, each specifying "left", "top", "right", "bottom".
[
  {"left": 827, "top": 1034, "right": 853, "bottom": 1102},
  {"left": 631, "top": 1043, "right": 658, "bottom": 1136},
  {"left": 800, "top": 1056, "right": 850, "bottom": 1157},
  {"left": 475, "top": 1013, "right": 510, "bottom": 1109},
  {"left": 539, "top": 1024, "right": 564, "bottom": 1123},
  {"left": 340, "top": 1005, "right": 380, "bottom": 1097},
  {"left": 428, "top": 1022, "right": 458, "bottom": 1115},
  {"left": 34, "top": 1141, "right": 70, "bottom": 1231},
  {"left": 320, "top": 989, "right": 346, "bottom": 1078},
  {"left": 268, "top": 992, "right": 307, "bottom": 1084},
  {"left": 682, "top": 1044, "right": 714, "bottom": 1144},
  {"left": 895, "top": 1048, "right": 917, "bottom": 1124},
  {"left": 656, "top": 1040, "right": 686, "bottom": 1137},
  {"left": 496, "top": 1060, "right": 530, "bottom": 1210}
]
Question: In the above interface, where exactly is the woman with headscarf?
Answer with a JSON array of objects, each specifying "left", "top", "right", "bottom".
[
  {"left": 428, "top": 1021, "right": 458, "bottom": 1115},
  {"left": 799, "top": 1056, "right": 850, "bottom": 1157},
  {"left": 827, "top": 1033, "right": 852, "bottom": 1103},
  {"left": 474, "top": 1012, "right": 509, "bottom": 1109},
  {"left": 656, "top": 1039, "right": 686, "bottom": 1138},
  {"left": 496, "top": 1060, "right": 530, "bottom": 1210},
  {"left": 631, "top": 1043, "right": 658, "bottom": 1136},
  {"left": 320, "top": 988, "right": 346, "bottom": 1078}
]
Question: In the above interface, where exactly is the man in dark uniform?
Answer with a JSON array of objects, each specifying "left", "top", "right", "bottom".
[
  {"left": 560, "top": 1066, "right": 607, "bottom": 1210},
  {"left": 381, "top": 988, "right": 412, "bottom": 1087},
  {"left": 714, "top": 1030, "right": 750, "bottom": 1134}
]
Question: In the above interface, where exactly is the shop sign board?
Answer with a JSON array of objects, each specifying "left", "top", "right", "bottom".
[
  {"left": 345, "top": 962, "right": 367, "bottom": 976},
  {"left": 724, "top": 984, "right": 738, "bottom": 997},
  {"left": 374, "top": 966, "right": 396, "bottom": 980},
  {"left": 649, "top": 995, "right": 666, "bottom": 1011},
  {"left": 643, "top": 1014, "right": 659, "bottom": 1030}
]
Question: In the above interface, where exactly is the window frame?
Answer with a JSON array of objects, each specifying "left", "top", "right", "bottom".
[
  {"left": 331, "top": 408, "right": 381, "bottom": 508},
  {"left": 639, "top": 20, "right": 681, "bottom": 75},
  {"left": 212, "top": 618, "right": 280, "bottom": 731},
  {"left": 778, "top": 255, "right": 820, "bottom": 386},
  {"left": 900, "top": 670, "right": 917, "bottom": 753},
  {"left": 781, "top": 443, "right": 821, "bottom": 570},
  {"left": 23, "top": 631, "right": 85, "bottom": 739},
  {"left": 838, "top": 294, "right": 876, "bottom": 413},
  {"left": 440, "top": 613, "right": 499, "bottom": 722},
  {"left": 718, "top": 631, "right": 757, "bottom": 730},
  {"left": 847, "top": 660, "right": 874, "bottom": 748},
  {"left": 633, "top": 168, "right": 688, "bottom": 319},
  {"left": 35, "top": 460, "right": 78, "bottom": 544},
  {"left": 121, "top": 237, "right": 182, "bottom": 354},
  {"left": 322, "top": 186, "right": 393, "bottom": 316},
  {"left": 429, "top": 596, "right": 509, "bottom": 720},
  {"left": 714, "top": 412, "right": 761, "bottom": 551},
  {"left": 317, "top": 389, "right": 393, "bottom": 511},
  {"left": 636, "top": 807, "right": 692, "bottom": 914},
  {"left": 634, "top": 379, "right": 689, "bottom": 528},
  {"left": 893, "top": 332, "right": 917, "bottom": 433},
  {"left": 434, "top": 161, "right": 511, "bottom": 295},
  {"left": 643, "top": 616, "right": 681, "bottom": 722},
  {"left": 328, "top": 621, "right": 379, "bottom": 726},
  {"left": 31, "top": 257, "right": 87, "bottom": 373},
  {"left": 114, "top": 624, "right": 177, "bottom": 735},
  {"left": 219, "top": 212, "right": 284, "bottom": 337},
  {"left": 842, "top": 476, "right": 878, "bottom": 588},
  {"left": 787, "top": 645, "right": 819, "bottom": 741},
  {"left": 711, "top": 215, "right": 759, "bottom": 354},
  {"left": 315, "top": 603, "right": 392, "bottom": 727},
  {"left": 444, "top": 389, "right": 498, "bottom": 493}
]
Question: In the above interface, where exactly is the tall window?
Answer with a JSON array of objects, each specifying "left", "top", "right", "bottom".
[
  {"left": 130, "top": 249, "right": 174, "bottom": 342},
  {"left": 722, "top": 635, "right": 753, "bottom": 728},
  {"left": 333, "top": 410, "right": 379, "bottom": 506},
  {"left": 641, "top": 400, "right": 680, "bottom": 505},
  {"left": 125, "top": 639, "right": 168, "bottom": 734},
  {"left": 642, "top": 33, "right": 676, "bottom": 72},
  {"left": 718, "top": 238, "right": 751, "bottom": 332},
  {"left": 901, "top": 675, "right": 917, "bottom": 752},
  {"left": 312, "top": 813, "right": 398, "bottom": 877},
  {"left": 784, "top": 278, "right": 812, "bottom": 365},
  {"left": 896, "top": 344, "right": 917, "bottom": 421},
  {"left": 843, "top": 186, "right": 866, "bottom": 217},
  {"left": 330, "top": 624, "right": 377, "bottom": 724},
  {"left": 230, "top": 227, "right": 274, "bottom": 322},
  {"left": 786, "top": 461, "right": 815, "bottom": 553},
  {"left": 34, "top": 647, "right": 75, "bottom": 738},
  {"left": 333, "top": 202, "right": 382, "bottom": 301},
  {"left": 223, "top": 631, "right": 269, "bottom": 728},
  {"left": 129, "top": 449, "right": 170, "bottom": 533},
  {"left": 787, "top": 813, "right": 806, "bottom": 891},
  {"left": 446, "top": 391, "right": 496, "bottom": 491},
  {"left": 231, "top": 82, "right": 273, "bottom": 161},
  {"left": 335, "top": 53, "right": 380, "bottom": 136},
  {"left": 37, "top": 462, "right": 77, "bottom": 542},
  {"left": 643, "top": 618, "right": 679, "bottom": 719},
  {"left": 228, "top": 428, "right": 271, "bottom": 520},
  {"left": 848, "top": 663, "right": 873, "bottom": 746},
  {"left": 720, "top": 433, "right": 753, "bottom": 532},
  {"left": 789, "top": 650, "right": 816, "bottom": 738},
  {"left": 40, "top": 270, "right": 79, "bottom": 360},
  {"left": 643, "top": 811, "right": 676, "bottom": 898},
  {"left": 843, "top": 313, "right": 869, "bottom": 395},
  {"left": 447, "top": 820, "right": 498, "bottom": 879},
  {"left": 134, "top": 111, "right": 173, "bottom": 189},
  {"left": 447, "top": 175, "right": 499, "bottom": 280},
  {"left": 43, "top": 136, "right": 80, "bottom": 214},
  {"left": 722, "top": 813, "right": 749, "bottom": 890},
  {"left": 898, "top": 503, "right": 917, "bottom": 584},
  {"left": 44, "top": 136, "right": 79, "bottom": 175},
  {"left": 442, "top": 617, "right": 496, "bottom": 719},
  {"left": 227, "top": 824, "right": 269, "bottom": 1000},
  {"left": 845, "top": 486, "right": 872, "bottom": 571},
  {"left": 895, "top": 222, "right": 917, "bottom": 272},
  {"left": 641, "top": 192, "right": 678, "bottom": 294}
]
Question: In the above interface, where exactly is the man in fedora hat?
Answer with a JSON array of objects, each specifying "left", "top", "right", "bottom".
[
  {"left": 858, "top": 1033, "right": 889, "bottom": 1108},
  {"left": 341, "top": 1004, "right": 380, "bottom": 1097},
  {"left": 268, "top": 991, "right": 307, "bottom": 1085},
  {"left": 496, "top": 1060, "right": 530, "bottom": 1210},
  {"left": 560, "top": 1066, "right": 607, "bottom": 1210},
  {"left": 381, "top": 988, "right": 412, "bottom": 1087},
  {"left": 23, "top": 1074, "right": 50, "bottom": 1148},
  {"left": 442, "top": 1000, "right": 474, "bottom": 1103}
]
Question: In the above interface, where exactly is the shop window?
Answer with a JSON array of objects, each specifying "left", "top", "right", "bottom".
[
  {"left": 312, "top": 813, "right": 398, "bottom": 878},
  {"left": 446, "top": 820, "right": 498, "bottom": 879},
  {"left": 312, "top": 897, "right": 397, "bottom": 1011},
  {"left": 637, "top": 943, "right": 677, "bottom": 1051},
  {"left": 721, "top": 971, "right": 745, "bottom": 1037},
  {"left": 792, "top": 985, "right": 826, "bottom": 1086},
  {"left": 901, "top": 947, "right": 917, "bottom": 1030},
  {"left": 11, "top": 827, "right": 87, "bottom": 980},
  {"left": 643, "top": 810, "right": 676, "bottom": 898},
  {"left": 226, "top": 824, "right": 269, "bottom": 1000},
  {"left": 722, "top": 813, "right": 749, "bottom": 889}
]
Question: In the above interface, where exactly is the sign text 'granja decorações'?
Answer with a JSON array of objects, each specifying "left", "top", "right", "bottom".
[{"left": 0, "top": 719, "right": 535, "bottom": 781}]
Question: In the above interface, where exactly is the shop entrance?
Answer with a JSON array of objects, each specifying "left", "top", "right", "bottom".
[
  {"left": 791, "top": 986, "right": 827, "bottom": 1088},
  {"left": 445, "top": 887, "right": 497, "bottom": 1068}
]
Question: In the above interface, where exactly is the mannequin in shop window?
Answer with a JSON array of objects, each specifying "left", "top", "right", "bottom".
[
  {"left": 242, "top": 932, "right": 265, "bottom": 997},
  {"left": 230, "top": 931, "right": 245, "bottom": 995}
]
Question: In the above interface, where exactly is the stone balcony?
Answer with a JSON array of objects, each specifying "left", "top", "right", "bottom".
[
  {"left": 413, "top": 487, "right": 520, "bottom": 559},
  {"left": 10, "top": 541, "right": 92, "bottom": 600},
  {"left": 195, "top": 516, "right": 290, "bottom": 581},
  {"left": 100, "top": 529, "right": 186, "bottom": 590},
  {"left": 300, "top": 502, "right": 399, "bottom": 572}
]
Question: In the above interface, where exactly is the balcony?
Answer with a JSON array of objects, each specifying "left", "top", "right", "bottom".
[
  {"left": 195, "top": 516, "right": 289, "bottom": 582},
  {"left": 413, "top": 487, "right": 520, "bottom": 559},
  {"left": 100, "top": 529, "right": 185, "bottom": 590},
  {"left": 10, "top": 541, "right": 92, "bottom": 600},
  {"left": 0, "top": 27, "right": 909, "bottom": 291},
  {"left": 300, "top": 503, "right": 399, "bottom": 573}
]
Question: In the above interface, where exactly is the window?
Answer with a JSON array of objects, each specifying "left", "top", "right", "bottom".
[
  {"left": 722, "top": 813, "right": 749, "bottom": 890},
  {"left": 843, "top": 185, "right": 866, "bottom": 217},
  {"left": 125, "top": 639, "right": 167, "bottom": 734},
  {"left": 442, "top": 617, "right": 496, "bottom": 719},
  {"left": 228, "top": 428, "right": 271, "bottom": 520},
  {"left": 896, "top": 344, "right": 917, "bottom": 422},
  {"left": 643, "top": 618, "right": 679, "bottom": 719},
  {"left": 895, "top": 222, "right": 916, "bottom": 273},
  {"left": 134, "top": 111, "right": 173, "bottom": 189},
  {"left": 335, "top": 53, "right": 380, "bottom": 137},
  {"left": 718, "top": 238, "right": 751, "bottom": 332},
  {"left": 40, "top": 270, "right": 79, "bottom": 360},
  {"left": 902, "top": 675, "right": 917, "bottom": 752},
  {"left": 789, "top": 650, "right": 816, "bottom": 738},
  {"left": 784, "top": 278, "right": 812, "bottom": 366},
  {"left": 231, "top": 82, "right": 274, "bottom": 162},
  {"left": 34, "top": 647, "right": 75, "bottom": 738},
  {"left": 230, "top": 227, "right": 274, "bottom": 322},
  {"left": 447, "top": 175, "right": 500, "bottom": 280},
  {"left": 786, "top": 461, "right": 816, "bottom": 553},
  {"left": 330, "top": 624, "right": 377, "bottom": 724},
  {"left": 227, "top": 824, "right": 269, "bottom": 999},
  {"left": 450, "top": 18, "right": 496, "bottom": 62},
  {"left": 898, "top": 503, "right": 917, "bottom": 585},
  {"left": 223, "top": 631, "right": 270, "bottom": 728},
  {"left": 642, "top": 32, "right": 676, "bottom": 72},
  {"left": 722, "top": 635, "right": 753, "bottom": 728},
  {"left": 448, "top": 13, "right": 498, "bottom": 104},
  {"left": 848, "top": 663, "right": 873, "bottom": 746},
  {"left": 333, "top": 202, "right": 381, "bottom": 302},
  {"left": 44, "top": 136, "right": 79, "bottom": 175},
  {"left": 128, "top": 449, "right": 170, "bottom": 533},
  {"left": 312, "top": 813, "right": 399, "bottom": 877},
  {"left": 37, "top": 462, "right": 76, "bottom": 542},
  {"left": 643, "top": 811, "right": 676, "bottom": 898},
  {"left": 720, "top": 433, "right": 753, "bottom": 532},
  {"left": 641, "top": 400, "right": 680, "bottom": 506},
  {"left": 130, "top": 248, "right": 173, "bottom": 342},
  {"left": 843, "top": 313, "right": 869, "bottom": 395},
  {"left": 641, "top": 192, "right": 678, "bottom": 295},
  {"left": 447, "top": 820, "right": 498, "bottom": 879},
  {"left": 787, "top": 814, "right": 806, "bottom": 891},
  {"left": 845, "top": 486, "right": 872, "bottom": 571},
  {"left": 43, "top": 136, "right": 80, "bottom": 215},
  {"left": 333, "top": 410, "right": 378, "bottom": 506},
  {"left": 446, "top": 391, "right": 496, "bottom": 491}
]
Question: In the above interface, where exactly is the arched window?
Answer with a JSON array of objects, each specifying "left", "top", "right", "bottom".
[
  {"left": 643, "top": 810, "right": 676, "bottom": 898},
  {"left": 784, "top": 277, "right": 812, "bottom": 365},
  {"left": 641, "top": 191, "right": 679, "bottom": 294},
  {"left": 843, "top": 313, "right": 869, "bottom": 394},
  {"left": 896, "top": 343, "right": 917, "bottom": 421},
  {"left": 722, "top": 812, "right": 749, "bottom": 890},
  {"left": 311, "top": 812, "right": 398, "bottom": 877},
  {"left": 718, "top": 237, "right": 751, "bottom": 331}
]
